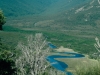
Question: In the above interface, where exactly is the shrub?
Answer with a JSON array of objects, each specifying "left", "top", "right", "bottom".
[
  {"left": 74, "top": 60, "right": 100, "bottom": 75},
  {"left": 0, "top": 58, "right": 16, "bottom": 75}
]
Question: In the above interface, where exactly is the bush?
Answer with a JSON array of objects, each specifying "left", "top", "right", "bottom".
[
  {"left": 0, "top": 58, "right": 16, "bottom": 75},
  {"left": 0, "top": 10, "right": 6, "bottom": 30}
]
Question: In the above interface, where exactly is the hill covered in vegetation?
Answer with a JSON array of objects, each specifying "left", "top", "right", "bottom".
[
  {"left": 0, "top": 0, "right": 58, "bottom": 16},
  {"left": 0, "top": 0, "right": 91, "bottom": 17},
  {"left": 1, "top": 0, "right": 100, "bottom": 55}
]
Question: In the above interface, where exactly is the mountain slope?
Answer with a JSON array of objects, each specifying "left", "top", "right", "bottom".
[
  {"left": 55, "top": 0, "right": 100, "bottom": 26},
  {"left": 42, "top": 0, "right": 91, "bottom": 15},
  {"left": 0, "top": 0, "right": 58, "bottom": 16},
  {"left": 3, "top": 0, "right": 100, "bottom": 31},
  {"left": 0, "top": 0, "right": 91, "bottom": 17},
  {"left": 17, "top": 0, "right": 100, "bottom": 38}
]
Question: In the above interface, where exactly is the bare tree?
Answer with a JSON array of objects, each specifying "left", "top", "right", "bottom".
[
  {"left": 15, "top": 33, "right": 65, "bottom": 75},
  {"left": 93, "top": 37, "right": 100, "bottom": 59},
  {"left": 94, "top": 37, "right": 100, "bottom": 53},
  {"left": 15, "top": 33, "right": 50, "bottom": 75}
]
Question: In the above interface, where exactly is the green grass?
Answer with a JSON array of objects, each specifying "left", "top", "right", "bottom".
[
  {"left": 55, "top": 53, "right": 100, "bottom": 75},
  {"left": 0, "top": 25, "right": 97, "bottom": 54},
  {"left": 74, "top": 60, "right": 100, "bottom": 75}
]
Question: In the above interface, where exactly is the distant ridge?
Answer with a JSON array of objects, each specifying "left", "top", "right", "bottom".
[
  {"left": 0, "top": 0, "right": 91, "bottom": 17},
  {"left": 0, "top": 0, "right": 57, "bottom": 16}
]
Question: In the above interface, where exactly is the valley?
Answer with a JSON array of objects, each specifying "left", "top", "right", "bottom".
[
  {"left": 0, "top": 0, "right": 100, "bottom": 75},
  {"left": 1, "top": 0, "right": 100, "bottom": 54},
  {"left": 0, "top": 0, "right": 99, "bottom": 61}
]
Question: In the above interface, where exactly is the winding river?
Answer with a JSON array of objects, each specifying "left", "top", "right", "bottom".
[{"left": 46, "top": 43, "right": 85, "bottom": 75}]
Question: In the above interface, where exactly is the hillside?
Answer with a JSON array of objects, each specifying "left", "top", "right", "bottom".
[
  {"left": 1, "top": 0, "right": 100, "bottom": 54},
  {"left": 4, "top": 0, "right": 100, "bottom": 38},
  {"left": 0, "top": 0, "right": 58, "bottom": 16},
  {"left": 42, "top": 0, "right": 91, "bottom": 15},
  {"left": 50, "top": 0, "right": 100, "bottom": 37},
  {"left": 28, "top": 0, "right": 100, "bottom": 35},
  {"left": 56, "top": 0, "right": 100, "bottom": 26},
  {"left": 0, "top": 0, "right": 91, "bottom": 17}
]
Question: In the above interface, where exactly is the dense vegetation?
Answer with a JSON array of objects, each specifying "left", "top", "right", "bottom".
[
  {"left": 0, "top": 59, "right": 16, "bottom": 75},
  {"left": 0, "top": 10, "right": 6, "bottom": 30},
  {"left": 0, "top": 38, "right": 17, "bottom": 75}
]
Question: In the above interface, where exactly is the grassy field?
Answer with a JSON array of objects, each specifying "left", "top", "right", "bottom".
[
  {"left": 0, "top": 26, "right": 96, "bottom": 54},
  {"left": 0, "top": 25, "right": 97, "bottom": 54}
]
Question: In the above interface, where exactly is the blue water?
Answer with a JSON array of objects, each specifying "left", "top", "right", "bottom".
[{"left": 47, "top": 43, "right": 85, "bottom": 75}]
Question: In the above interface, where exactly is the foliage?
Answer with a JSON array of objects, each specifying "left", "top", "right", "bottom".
[
  {"left": 0, "top": 42, "right": 17, "bottom": 75},
  {"left": 0, "top": 58, "right": 17, "bottom": 75},
  {"left": 0, "top": 38, "right": 17, "bottom": 75},
  {"left": 0, "top": 10, "right": 6, "bottom": 30}
]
